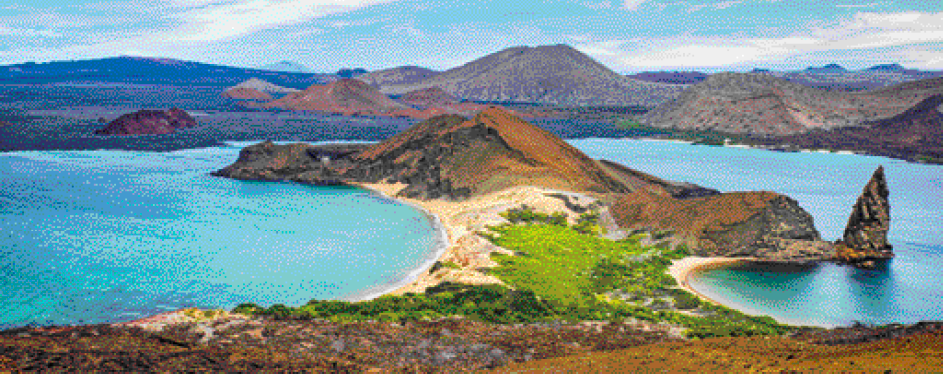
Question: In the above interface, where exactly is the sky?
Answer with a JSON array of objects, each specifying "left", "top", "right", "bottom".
[{"left": 2, "top": 0, "right": 941, "bottom": 73}]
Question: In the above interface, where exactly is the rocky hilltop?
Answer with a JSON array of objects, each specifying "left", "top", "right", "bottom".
[
  {"left": 263, "top": 79, "right": 407, "bottom": 116},
  {"left": 640, "top": 73, "right": 938, "bottom": 135},
  {"left": 835, "top": 166, "right": 893, "bottom": 268},
  {"left": 379, "top": 44, "right": 685, "bottom": 107},
  {"left": 95, "top": 108, "right": 197, "bottom": 136}
]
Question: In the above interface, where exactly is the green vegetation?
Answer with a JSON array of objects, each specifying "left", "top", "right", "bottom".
[{"left": 232, "top": 206, "right": 801, "bottom": 339}]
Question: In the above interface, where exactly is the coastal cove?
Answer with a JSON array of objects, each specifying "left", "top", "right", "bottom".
[{"left": 572, "top": 138, "right": 943, "bottom": 327}]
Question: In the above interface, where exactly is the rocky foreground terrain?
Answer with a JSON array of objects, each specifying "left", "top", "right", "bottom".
[{"left": 1, "top": 315, "right": 938, "bottom": 372}]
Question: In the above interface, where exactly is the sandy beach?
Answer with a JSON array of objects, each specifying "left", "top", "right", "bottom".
[
  {"left": 351, "top": 182, "right": 603, "bottom": 297},
  {"left": 667, "top": 256, "right": 756, "bottom": 306}
]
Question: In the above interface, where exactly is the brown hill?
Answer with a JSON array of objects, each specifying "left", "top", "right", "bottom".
[
  {"left": 641, "top": 73, "right": 939, "bottom": 135},
  {"left": 95, "top": 108, "right": 197, "bottom": 136},
  {"left": 221, "top": 87, "right": 273, "bottom": 101},
  {"left": 347, "top": 107, "right": 631, "bottom": 199},
  {"left": 356, "top": 65, "right": 439, "bottom": 89},
  {"left": 380, "top": 44, "right": 685, "bottom": 107},
  {"left": 264, "top": 79, "right": 407, "bottom": 116},
  {"left": 399, "top": 86, "right": 459, "bottom": 107},
  {"left": 610, "top": 189, "right": 831, "bottom": 261},
  {"left": 214, "top": 108, "right": 718, "bottom": 200}
]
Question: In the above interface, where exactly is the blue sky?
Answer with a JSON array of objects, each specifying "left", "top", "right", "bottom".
[{"left": 2, "top": 0, "right": 941, "bottom": 73}]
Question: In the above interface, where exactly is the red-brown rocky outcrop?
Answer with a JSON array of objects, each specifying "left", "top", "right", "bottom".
[{"left": 95, "top": 108, "right": 197, "bottom": 136}]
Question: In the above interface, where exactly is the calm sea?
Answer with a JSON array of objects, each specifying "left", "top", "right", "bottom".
[
  {"left": 572, "top": 138, "right": 943, "bottom": 327},
  {"left": 0, "top": 143, "right": 440, "bottom": 329}
]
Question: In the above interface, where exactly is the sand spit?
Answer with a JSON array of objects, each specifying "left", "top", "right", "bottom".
[{"left": 353, "top": 183, "right": 603, "bottom": 296}]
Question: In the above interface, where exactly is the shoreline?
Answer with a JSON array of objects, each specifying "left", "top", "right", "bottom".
[
  {"left": 667, "top": 256, "right": 755, "bottom": 306},
  {"left": 342, "top": 183, "right": 453, "bottom": 301}
]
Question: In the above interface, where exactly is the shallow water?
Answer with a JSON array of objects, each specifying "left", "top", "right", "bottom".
[
  {"left": 571, "top": 138, "right": 943, "bottom": 327},
  {"left": 0, "top": 144, "right": 439, "bottom": 328}
]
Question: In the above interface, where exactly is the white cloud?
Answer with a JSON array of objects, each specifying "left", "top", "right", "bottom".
[
  {"left": 576, "top": 11, "right": 943, "bottom": 70},
  {"left": 170, "top": 0, "right": 396, "bottom": 42},
  {"left": 835, "top": 2, "right": 886, "bottom": 9},
  {"left": 623, "top": 0, "right": 648, "bottom": 11},
  {"left": 0, "top": 25, "right": 59, "bottom": 38}
]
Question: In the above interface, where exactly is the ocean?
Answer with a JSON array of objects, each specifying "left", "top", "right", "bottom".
[{"left": 0, "top": 143, "right": 440, "bottom": 329}]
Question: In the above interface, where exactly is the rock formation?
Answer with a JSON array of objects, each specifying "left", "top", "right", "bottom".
[
  {"left": 95, "top": 108, "right": 197, "bottom": 136},
  {"left": 610, "top": 189, "right": 833, "bottom": 263},
  {"left": 835, "top": 166, "right": 893, "bottom": 268},
  {"left": 640, "top": 74, "right": 940, "bottom": 135},
  {"left": 377, "top": 44, "right": 685, "bottom": 107}
]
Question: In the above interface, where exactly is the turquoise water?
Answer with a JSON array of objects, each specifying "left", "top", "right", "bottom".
[
  {"left": 0, "top": 144, "right": 440, "bottom": 329},
  {"left": 572, "top": 138, "right": 943, "bottom": 327}
]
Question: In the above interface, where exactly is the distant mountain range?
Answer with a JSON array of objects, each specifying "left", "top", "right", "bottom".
[
  {"left": 640, "top": 73, "right": 940, "bottom": 135},
  {"left": 1, "top": 56, "right": 334, "bottom": 89},
  {"left": 376, "top": 44, "right": 686, "bottom": 107}
]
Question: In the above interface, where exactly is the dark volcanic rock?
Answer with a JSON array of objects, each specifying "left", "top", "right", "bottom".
[
  {"left": 95, "top": 108, "right": 197, "bottom": 135},
  {"left": 835, "top": 166, "right": 893, "bottom": 267},
  {"left": 210, "top": 141, "right": 363, "bottom": 184},
  {"left": 611, "top": 190, "right": 834, "bottom": 262}
]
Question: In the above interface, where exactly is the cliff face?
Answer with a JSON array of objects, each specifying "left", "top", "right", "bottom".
[
  {"left": 95, "top": 108, "right": 197, "bottom": 135},
  {"left": 610, "top": 189, "right": 833, "bottom": 262},
  {"left": 835, "top": 166, "right": 893, "bottom": 268}
]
